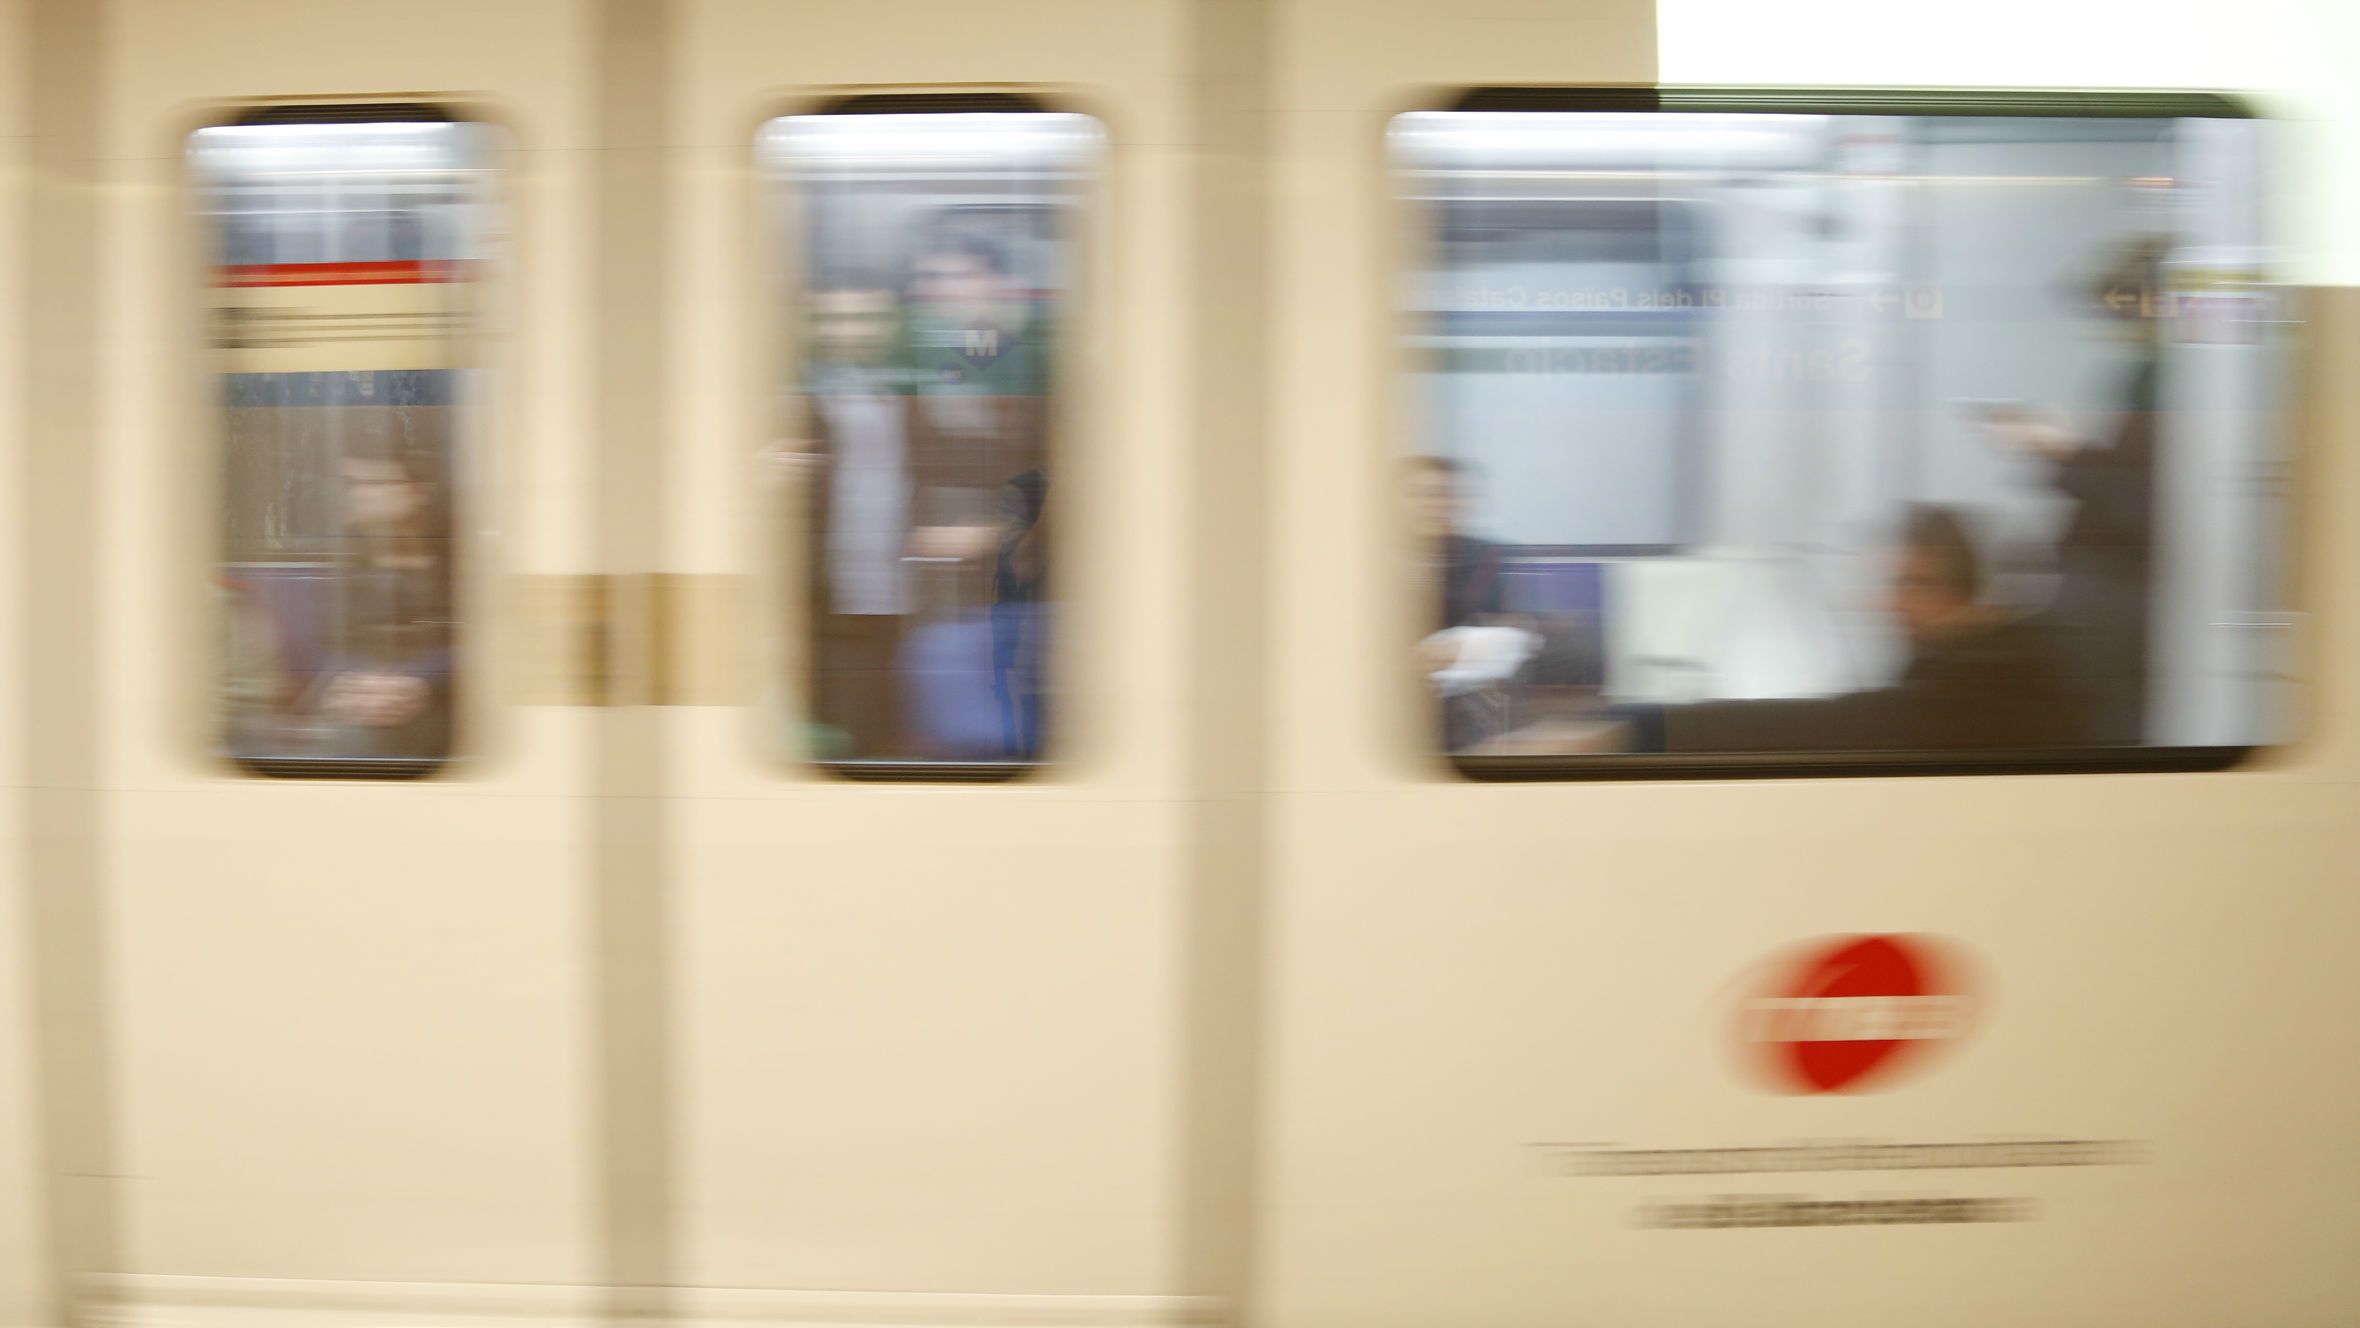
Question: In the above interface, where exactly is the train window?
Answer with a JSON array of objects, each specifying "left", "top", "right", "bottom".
[
  {"left": 196, "top": 112, "right": 493, "bottom": 777},
  {"left": 757, "top": 104, "right": 1101, "bottom": 776},
  {"left": 1394, "top": 93, "right": 2290, "bottom": 777}
]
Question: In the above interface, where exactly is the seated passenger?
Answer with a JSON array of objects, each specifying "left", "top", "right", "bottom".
[
  {"left": 302, "top": 444, "right": 457, "bottom": 761},
  {"left": 1621, "top": 506, "right": 2077, "bottom": 753},
  {"left": 1405, "top": 454, "right": 1505, "bottom": 632},
  {"left": 1406, "top": 455, "right": 1523, "bottom": 749}
]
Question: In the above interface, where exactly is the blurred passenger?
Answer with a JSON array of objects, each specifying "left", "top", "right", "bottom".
[
  {"left": 1980, "top": 233, "right": 2170, "bottom": 745},
  {"left": 1407, "top": 455, "right": 1522, "bottom": 749},
  {"left": 770, "top": 268, "right": 1059, "bottom": 762},
  {"left": 899, "top": 233, "right": 1052, "bottom": 603},
  {"left": 306, "top": 441, "right": 455, "bottom": 760},
  {"left": 904, "top": 231, "right": 1052, "bottom": 399},
  {"left": 1406, "top": 454, "right": 1505, "bottom": 632},
  {"left": 901, "top": 231, "right": 1060, "bottom": 760},
  {"left": 771, "top": 280, "right": 917, "bottom": 759},
  {"left": 1616, "top": 506, "right": 2074, "bottom": 753}
]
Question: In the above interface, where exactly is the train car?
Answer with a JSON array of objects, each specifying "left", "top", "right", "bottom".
[{"left": 0, "top": 2, "right": 2352, "bottom": 1328}]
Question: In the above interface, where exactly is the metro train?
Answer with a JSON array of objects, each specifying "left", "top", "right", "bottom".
[{"left": 2, "top": 3, "right": 2356, "bottom": 1328}]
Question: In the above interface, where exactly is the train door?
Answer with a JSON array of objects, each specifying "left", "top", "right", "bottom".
[
  {"left": 655, "top": 0, "right": 1218, "bottom": 1315},
  {"left": 59, "top": 0, "right": 613, "bottom": 1314},
  {"left": 30, "top": 0, "right": 1234, "bottom": 1325}
]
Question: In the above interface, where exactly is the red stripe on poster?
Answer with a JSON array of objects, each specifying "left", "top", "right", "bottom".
[{"left": 216, "top": 260, "right": 468, "bottom": 288}]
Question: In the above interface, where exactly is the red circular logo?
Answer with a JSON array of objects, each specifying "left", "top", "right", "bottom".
[{"left": 1736, "top": 934, "right": 1977, "bottom": 1094}]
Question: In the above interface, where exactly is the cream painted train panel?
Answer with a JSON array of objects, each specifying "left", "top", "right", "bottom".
[
  {"left": 91, "top": 0, "right": 603, "bottom": 1289},
  {"left": 0, "top": 0, "right": 56, "bottom": 1324},
  {"left": 1258, "top": 4, "right": 2360, "bottom": 1328},
  {"left": 0, "top": 1, "right": 2348, "bottom": 1327},
  {"left": 662, "top": 0, "right": 1198, "bottom": 1297}
]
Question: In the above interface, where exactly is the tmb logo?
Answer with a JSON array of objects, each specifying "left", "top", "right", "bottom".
[{"left": 1735, "top": 934, "right": 1976, "bottom": 1094}]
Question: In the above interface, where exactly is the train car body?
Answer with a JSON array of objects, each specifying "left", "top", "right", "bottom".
[{"left": 0, "top": 2, "right": 2352, "bottom": 1328}]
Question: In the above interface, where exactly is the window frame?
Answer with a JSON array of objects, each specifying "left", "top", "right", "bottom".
[
  {"left": 1391, "top": 86, "right": 2288, "bottom": 783},
  {"left": 752, "top": 90, "right": 1103, "bottom": 784},
  {"left": 191, "top": 100, "right": 498, "bottom": 782}
]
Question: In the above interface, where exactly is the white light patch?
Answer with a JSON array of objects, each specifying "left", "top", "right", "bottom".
[
  {"left": 1657, "top": 0, "right": 2360, "bottom": 285},
  {"left": 1657, "top": 0, "right": 2294, "bottom": 89}
]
